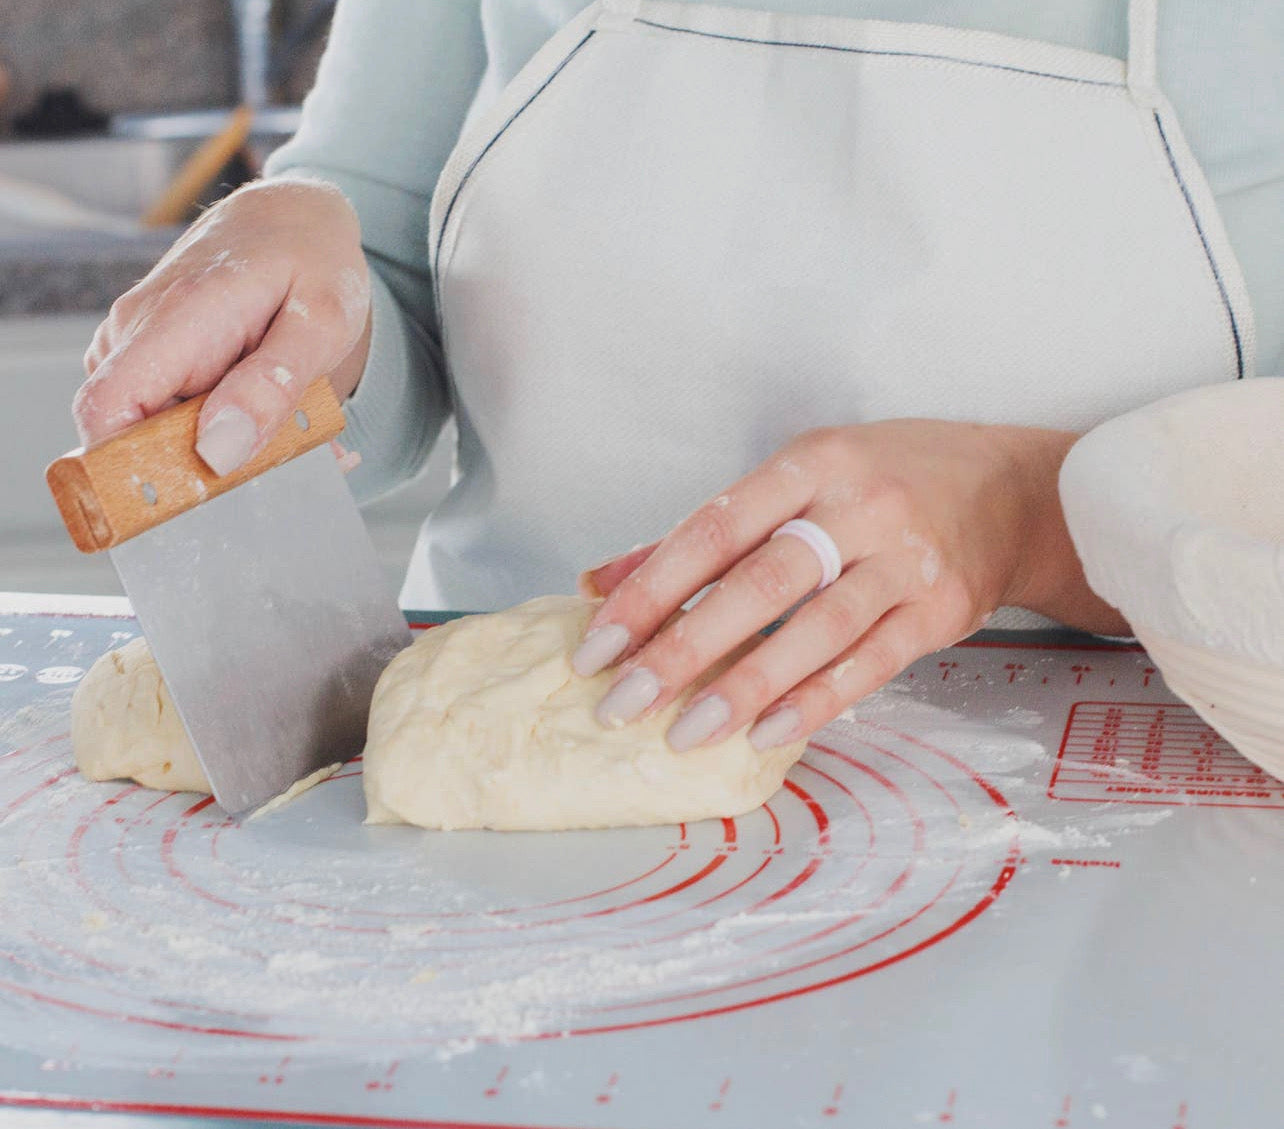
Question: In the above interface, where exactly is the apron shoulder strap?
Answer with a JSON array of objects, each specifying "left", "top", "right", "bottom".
[{"left": 1127, "top": 0, "right": 1160, "bottom": 103}]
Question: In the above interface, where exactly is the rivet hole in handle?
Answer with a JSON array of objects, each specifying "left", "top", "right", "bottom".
[{"left": 45, "top": 377, "right": 345, "bottom": 554}]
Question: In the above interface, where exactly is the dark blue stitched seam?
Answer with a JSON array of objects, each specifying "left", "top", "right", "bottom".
[
  {"left": 633, "top": 18, "right": 1123, "bottom": 87},
  {"left": 433, "top": 30, "right": 597, "bottom": 288},
  {"left": 1152, "top": 111, "right": 1244, "bottom": 379},
  {"left": 434, "top": 23, "right": 1244, "bottom": 383}
]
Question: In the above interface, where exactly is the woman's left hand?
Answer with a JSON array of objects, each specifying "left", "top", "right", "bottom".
[{"left": 572, "top": 419, "right": 1126, "bottom": 753}]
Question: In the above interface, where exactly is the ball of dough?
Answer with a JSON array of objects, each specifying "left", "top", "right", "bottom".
[
  {"left": 362, "top": 595, "right": 808, "bottom": 830},
  {"left": 72, "top": 637, "right": 211, "bottom": 794}
]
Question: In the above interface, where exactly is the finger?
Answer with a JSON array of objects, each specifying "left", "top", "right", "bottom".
[
  {"left": 593, "top": 533, "right": 826, "bottom": 728},
  {"left": 195, "top": 286, "right": 354, "bottom": 476},
  {"left": 577, "top": 542, "right": 660, "bottom": 600},
  {"left": 73, "top": 269, "right": 281, "bottom": 445},
  {"left": 590, "top": 534, "right": 820, "bottom": 729},
  {"left": 83, "top": 322, "right": 111, "bottom": 377},
  {"left": 330, "top": 439, "right": 362, "bottom": 475},
  {"left": 576, "top": 451, "right": 822, "bottom": 674},
  {"left": 84, "top": 284, "right": 146, "bottom": 377},
  {"left": 661, "top": 554, "right": 914, "bottom": 749},
  {"left": 746, "top": 601, "right": 939, "bottom": 751}
]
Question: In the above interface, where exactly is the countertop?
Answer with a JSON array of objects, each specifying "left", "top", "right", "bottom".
[{"left": 0, "top": 228, "right": 177, "bottom": 316}]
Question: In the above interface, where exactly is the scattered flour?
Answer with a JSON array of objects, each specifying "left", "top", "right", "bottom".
[
  {"left": 1114, "top": 1053, "right": 1162, "bottom": 1084},
  {"left": 267, "top": 951, "right": 342, "bottom": 976}
]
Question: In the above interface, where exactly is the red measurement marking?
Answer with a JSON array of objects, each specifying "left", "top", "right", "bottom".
[
  {"left": 1050, "top": 702, "right": 1284, "bottom": 809},
  {"left": 1050, "top": 858, "right": 1121, "bottom": 869},
  {"left": 484, "top": 1066, "right": 509, "bottom": 1098},
  {"left": 939, "top": 1088, "right": 958, "bottom": 1122},
  {"left": 258, "top": 1056, "right": 291, "bottom": 1085},
  {"left": 1143, "top": 666, "right": 1156, "bottom": 687},
  {"left": 709, "top": 1077, "right": 732, "bottom": 1112},
  {"left": 1071, "top": 665, "right": 1091, "bottom": 685},
  {"left": 365, "top": 1061, "right": 399, "bottom": 1092},
  {"left": 595, "top": 1073, "right": 619, "bottom": 1105},
  {"left": 939, "top": 661, "right": 959, "bottom": 681},
  {"left": 0, "top": 715, "right": 1017, "bottom": 1057},
  {"left": 822, "top": 1083, "right": 844, "bottom": 1116},
  {"left": 1005, "top": 663, "right": 1025, "bottom": 683},
  {"left": 1054, "top": 1093, "right": 1071, "bottom": 1127},
  {"left": 1173, "top": 1099, "right": 1189, "bottom": 1129}
]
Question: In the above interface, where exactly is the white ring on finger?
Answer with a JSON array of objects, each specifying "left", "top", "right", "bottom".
[{"left": 771, "top": 518, "right": 844, "bottom": 591}]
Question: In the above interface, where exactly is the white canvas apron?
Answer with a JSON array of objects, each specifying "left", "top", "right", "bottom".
[{"left": 406, "top": 0, "right": 1256, "bottom": 614}]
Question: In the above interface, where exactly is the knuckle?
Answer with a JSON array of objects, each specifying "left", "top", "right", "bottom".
[
  {"left": 798, "top": 426, "right": 849, "bottom": 465},
  {"left": 648, "top": 628, "right": 704, "bottom": 681},
  {"left": 245, "top": 353, "right": 302, "bottom": 405},
  {"left": 70, "top": 381, "right": 96, "bottom": 421},
  {"left": 71, "top": 377, "right": 112, "bottom": 431},
  {"left": 730, "top": 661, "right": 775, "bottom": 708},
  {"left": 159, "top": 270, "right": 201, "bottom": 307},
  {"left": 803, "top": 679, "right": 846, "bottom": 725},
  {"left": 739, "top": 549, "right": 796, "bottom": 604},
  {"left": 601, "top": 577, "right": 666, "bottom": 644},
  {"left": 808, "top": 592, "right": 866, "bottom": 650},
  {"left": 869, "top": 477, "right": 912, "bottom": 526},
  {"left": 107, "top": 283, "right": 145, "bottom": 324},
  {"left": 304, "top": 285, "right": 350, "bottom": 330},
  {"left": 82, "top": 336, "right": 104, "bottom": 376},
  {"left": 860, "top": 637, "right": 905, "bottom": 686},
  {"left": 936, "top": 571, "right": 974, "bottom": 616},
  {"left": 683, "top": 503, "right": 740, "bottom": 559}
]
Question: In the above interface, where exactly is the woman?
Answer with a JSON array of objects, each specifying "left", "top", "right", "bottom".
[{"left": 72, "top": 0, "right": 1281, "bottom": 755}]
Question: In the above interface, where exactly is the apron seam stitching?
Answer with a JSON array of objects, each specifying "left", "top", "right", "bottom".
[
  {"left": 1150, "top": 109, "right": 1245, "bottom": 380},
  {"left": 630, "top": 19, "right": 1123, "bottom": 89},
  {"left": 432, "top": 30, "right": 598, "bottom": 292}
]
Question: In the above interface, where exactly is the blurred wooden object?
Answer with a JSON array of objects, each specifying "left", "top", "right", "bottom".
[{"left": 140, "top": 104, "right": 252, "bottom": 227}]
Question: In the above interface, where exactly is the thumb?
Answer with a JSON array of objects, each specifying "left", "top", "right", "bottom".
[
  {"left": 577, "top": 542, "right": 660, "bottom": 600},
  {"left": 195, "top": 287, "right": 366, "bottom": 475}
]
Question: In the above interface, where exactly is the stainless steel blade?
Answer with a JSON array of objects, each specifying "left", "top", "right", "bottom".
[{"left": 109, "top": 444, "right": 411, "bottom": 815}]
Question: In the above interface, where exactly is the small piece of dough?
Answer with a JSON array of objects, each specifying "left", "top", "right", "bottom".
[
  {"left": 72, "top": 637, "right": 211, "bottom": 794},
  {"left": 363, "top": 595, "right": 808, "bottom": 831}
]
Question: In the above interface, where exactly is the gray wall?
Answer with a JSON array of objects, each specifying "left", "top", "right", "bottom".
[{"left": 0, "top": 0, "right": 323, "bottom": 132}]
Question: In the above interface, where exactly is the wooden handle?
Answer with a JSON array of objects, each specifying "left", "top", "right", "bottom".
[
  {"left": 142, "top": 105, "right": 253, "bottom": 228},
  {"left": 47, "top": 378, "right": 346, "bottom": 553}
]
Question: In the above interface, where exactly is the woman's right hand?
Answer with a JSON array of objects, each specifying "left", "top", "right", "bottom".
[{"left": 74, "top": 179, "right": 373, "bottom": 475}]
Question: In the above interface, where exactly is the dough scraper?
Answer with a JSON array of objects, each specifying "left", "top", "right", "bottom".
[{"left": 46, "top": 379, "right": 411, "bottom": 816}]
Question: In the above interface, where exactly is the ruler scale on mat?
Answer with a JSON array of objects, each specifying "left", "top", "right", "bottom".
[
  {"left": 3, "top": 607, "right": 1284, "bottom": 1127},
  {"left": 45, "top": 380, "right": 411, "bottom": 814}
]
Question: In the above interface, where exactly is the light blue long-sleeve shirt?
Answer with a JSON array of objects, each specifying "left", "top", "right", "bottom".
[{"left": 264, "top": 0, "right": 1283, "bottom": 615}]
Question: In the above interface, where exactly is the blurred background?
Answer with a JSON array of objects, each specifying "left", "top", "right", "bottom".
[{"left": 0, "top": 0, "right": 449, "bottom": 599}]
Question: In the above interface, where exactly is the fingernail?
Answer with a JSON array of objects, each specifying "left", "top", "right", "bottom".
[
  {"left": 666, "top": 695, "right": 731, "bottom": 753},
  {"left": 572, "top": 623, "right": 630, "bottom": 677},
  {"left": 596, "top": 667, "right": 660, "bottom": 728},
  {"left": 748, "top": 706, "right": 803, "bottom": 752},
  {"left": 196, "top": 407, "right": 258, "bottom": 476}
]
